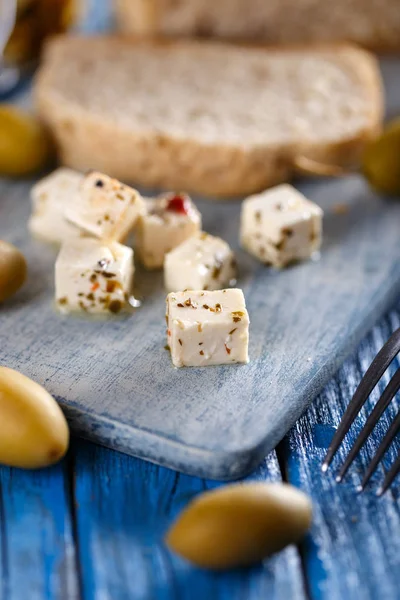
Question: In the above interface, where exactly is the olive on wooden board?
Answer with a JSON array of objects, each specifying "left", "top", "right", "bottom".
[
  {"left": 362, "top": 118, "right": 400, "bottom": 196},
  {"left": 0, "top": 367, "right": 69, "bottom": 469},
  {"left": 0, "top": 240, "right": 27, "bottom": 302},
  {"left": 165, "top": 482, "right": 312, "bottom": 569},
  {"left": 0, "top": 106, "right": 53, "bottom": 177}
]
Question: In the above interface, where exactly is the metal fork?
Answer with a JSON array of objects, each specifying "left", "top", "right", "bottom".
[{"left": 322, "top": 327, "right": 400, "bottom": 495}]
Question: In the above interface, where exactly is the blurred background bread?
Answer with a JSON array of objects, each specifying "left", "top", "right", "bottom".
[
  {"left": 115, "top": 0, "right": 400, "bottom": 52},
  {"left": 34, "top": 36, "right": 382, "bottom": 197}
]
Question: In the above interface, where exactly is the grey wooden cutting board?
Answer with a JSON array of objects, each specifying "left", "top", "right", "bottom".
[{"left": 1, "top": 59, "right": 400, "bottom": 480}]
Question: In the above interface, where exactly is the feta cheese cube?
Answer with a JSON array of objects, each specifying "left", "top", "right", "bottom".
[
  {"left": 55, "top": 238, "right": 134, "bottom": 315},
  {"left": 29, "top": 168, "right": 84, "bottom": 245},
  {"left": 166, "top": 289, "right": 249, "bottom": 367},
  {"left": 240, "top": 184, "right": 323, "bottom": 268},
  {"left": 65, "top": 171, "right": 146, "bottom": 242},
  {"left": 164, "top": 232, "right": 236, "bottom": 292},
  {"left": 135, "top": 193, "right": 201, "bottom": 269}
]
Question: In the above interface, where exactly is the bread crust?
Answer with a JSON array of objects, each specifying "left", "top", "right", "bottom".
[
  {"left": 34, "top": 37, "right": 384, "bottom": 199},
  {"left": 115, "top": 0, "right": 159, "bottom": 35},
  {"left": 115, "top": 0, "right": 400, "bottom": 53}
]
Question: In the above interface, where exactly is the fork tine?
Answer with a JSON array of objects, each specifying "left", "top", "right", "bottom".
[
  {"left": 322, "top": 327, "right": 400, "bottom": 472},
  {"left": 359, "top": 409, "right": 400, "bottom": 491},
  {"left": 336, "top": 368, "right": 400, "bottom": 482},
  {"left": 377, "top": 453, "right": 400, "bottom": 496}
]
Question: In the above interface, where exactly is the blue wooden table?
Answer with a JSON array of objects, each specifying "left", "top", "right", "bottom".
[
  {"left": 1, "top": 307, "right": 399, "bottom": 600},
  {"left": 1, "top": 4, "right": 400, "bottom": 597}
]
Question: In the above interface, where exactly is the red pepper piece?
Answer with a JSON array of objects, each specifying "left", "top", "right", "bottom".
[{"left": 166, "top": 194, "right": 190, "bottom": 215}]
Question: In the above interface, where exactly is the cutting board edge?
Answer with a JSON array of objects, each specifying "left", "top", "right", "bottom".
[{"left": 58, "top": 270, "right": 400, "bottom": 481}]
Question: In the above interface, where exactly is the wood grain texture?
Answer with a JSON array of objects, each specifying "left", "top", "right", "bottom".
[
  {"left": 71, "top": 441, "right": 306, "bottom": 600},
  {"left": 0, "top": 462, "right": 79, "bottom": 600},
  {"left": 1, "top": 169, "right": 400, "bottom": 480},
  {"left": 1, "top": 57, "right": 400, "bottom": 480},
  {"left": 0, "top": 312, "right": 398, "bottom": 599},
  {"left": 283, "top": 308, "right": 400, "bottom": 600},
  {"left": 1, "top": 6, "right": 399, "bottom": 600}
]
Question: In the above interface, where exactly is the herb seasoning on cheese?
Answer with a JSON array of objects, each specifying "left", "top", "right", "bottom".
[
  {"left": 164, "top": 232, "right": 236, "bottom": 292},
  {"left": 166, "top": 289, "right": 249, "bottom": 367},
  {"left": 240, "top": 184, "right": 323, "bottom": 268},
  {"left": 55, "top": 238, "right": 134, "bottom": 315},
  {"left": 65, "top": 171, "right": 145, "bottom": 243},
  {"left": 135, "top": 193, "right": 201, "bottom": 270}
]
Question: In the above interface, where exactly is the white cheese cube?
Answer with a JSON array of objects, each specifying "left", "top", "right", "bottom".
[
  {"left": 240, "top": 184, "right": 323, "bottom": 268},
  {"left": 29, "top": 168, "right": 84, "bottom": 245},
  {"left": 135, "top": 193, "right": 201, "bottom": 269},
  {"left": 164, "top": 232, "right": 236, "bottom": 292},
  {"left": 55, "top": 238, "right": 134, "bottom": 315},
  {"left": 65, "top": 171, "right": 146, "bottom": 242},
  {"left": 166, "top": 289, "right": 249, "bottom": 367}
]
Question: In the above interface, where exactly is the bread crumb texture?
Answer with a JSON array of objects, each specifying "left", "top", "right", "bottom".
[
  {"left": 116, "top": 0, "right": 400, "bottom": 51},
  {"left": 35, "top": 37, "right": 383, "bottom": 197}
]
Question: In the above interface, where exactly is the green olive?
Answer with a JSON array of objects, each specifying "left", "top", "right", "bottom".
[
  {"left": 165, "top": 482, "right": 312, "bottom": 569},
  {"left": 0, "top": 106, "right": 53, "bottom": 177},
  {"left": 362, "top": 118, "right": 400, "bottom": 196},
  {"left": 0, "top": 366, "right": 69, "bottom": 469},
  {"left": 0, "top": 240, "right": 27, "bottom": 302}
]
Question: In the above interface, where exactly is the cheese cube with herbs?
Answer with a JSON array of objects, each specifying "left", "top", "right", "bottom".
[
  {"left": 55, "top": 238, "right": 134, "bottom": 315},
  {"left": 164, "top": 232, "right": 236, "bottom": 292},
  {"left": 240, "top": 184, "right": 323, "bottom": 268},
  {"left": 65, "top": 171, "right": 146, "bottom": 242},
  {"left": 135, "top": 193, "right": 201, "bottom": 269},
  {"left": 29, "top": 168, "right": 84, "bottom": 245},
  {"left": 166, "top": 289, "right": 249, "bottom": 368}
]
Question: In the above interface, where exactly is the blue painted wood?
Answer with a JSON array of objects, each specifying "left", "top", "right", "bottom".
[
  {"left": 1, "top": 164, "right": 400, "bottom": 481},
  {"left": 0, "top": 182, "right": 399, "bottom": 481},
  {"left": 1, "top": 6, "right": 399, "bottom": 600},
  {"left": 71, "top": 441, "right": 306, "bottom": 600},
  {"left": 0, "top": 313, "right": 398, "bottom": 598},
  {"left": 1, "top": 59, "right": 400, "bottom": 480},
  {"left": 0, "top": 461, "right": 79, "bottom": 600},
  {"left": 283, "top": 307, "right": 400, "bottom": 600}
]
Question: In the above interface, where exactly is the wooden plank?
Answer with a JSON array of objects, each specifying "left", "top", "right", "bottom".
[
  {"left": 1, "top": 60, "right": 400, "bottom": 480},
  {"left": 2, "top": 168, "right": 400, "bottom": 482},
  {"left": 0, "top": 461, "right": 79, "bottom": 600},
  {"left": 282, "top": 309, "right": 400, "bottom": 600},
  {"left": 72, "top": 440, "right": 306, "bottom": 600}
]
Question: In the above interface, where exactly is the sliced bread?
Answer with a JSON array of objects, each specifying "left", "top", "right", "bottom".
[
  {"left": 115, "top": 0, "right": 400, "bottom": 52},
  {"left": 34, "top": 36, "right": 383, "bottom": 198}
]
